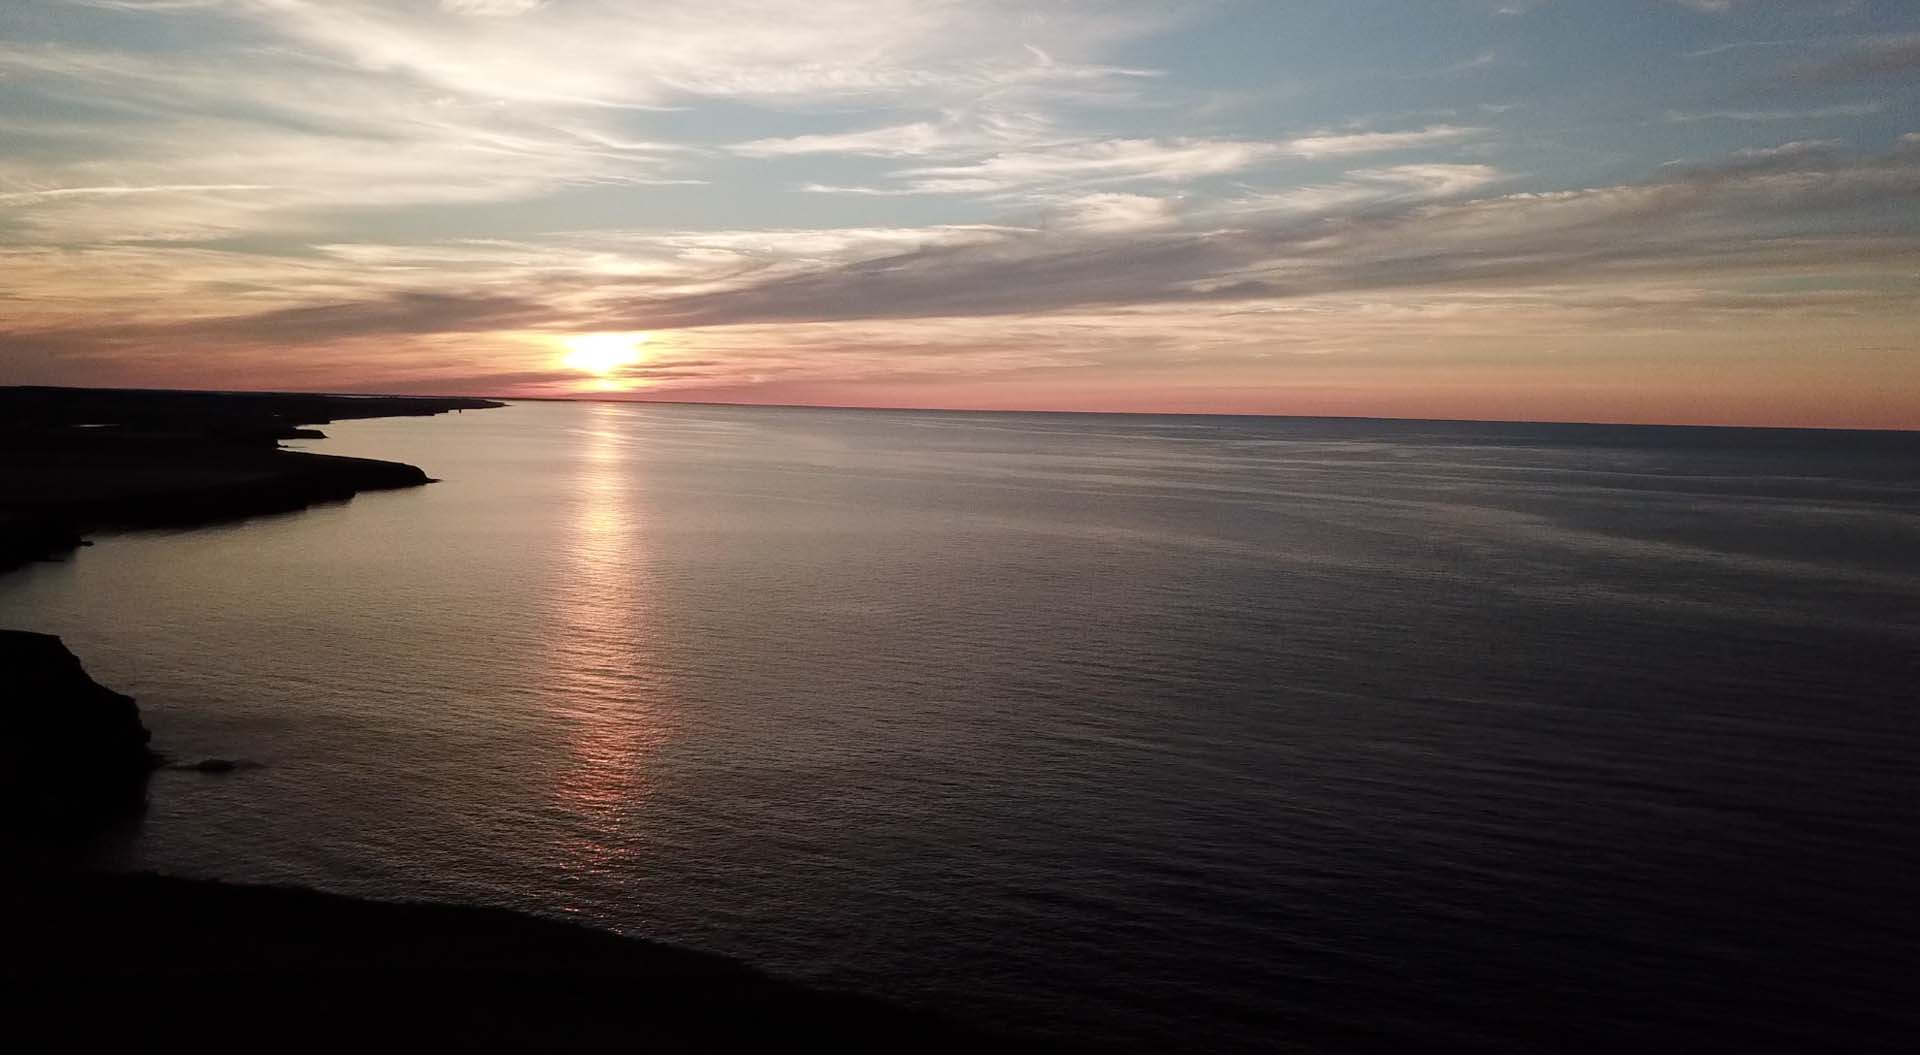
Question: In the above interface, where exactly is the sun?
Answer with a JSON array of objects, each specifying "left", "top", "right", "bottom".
[{"left": 559, "top": 332, "right": 648, "bottom": 376}]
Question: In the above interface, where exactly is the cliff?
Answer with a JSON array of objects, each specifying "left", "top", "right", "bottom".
[{"left": 0, "top": 630, "right": 154, "bottom": 830}]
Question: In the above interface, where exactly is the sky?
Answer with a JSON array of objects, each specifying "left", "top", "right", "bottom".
[{"left": 2, "top": 0, "right": 1917, "bottom": 426}]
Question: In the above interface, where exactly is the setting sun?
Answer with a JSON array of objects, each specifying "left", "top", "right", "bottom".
[{"left": 559, "top": 333, "right": 649, "bottom": 376}]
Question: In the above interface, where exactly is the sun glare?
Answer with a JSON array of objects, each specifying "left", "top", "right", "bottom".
[{"left": 560, "top": 332, "right": 648, "bottom": 376}]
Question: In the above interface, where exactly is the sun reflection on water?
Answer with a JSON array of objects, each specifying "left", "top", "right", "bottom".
[{"left": 540, "top": 403, "right": 671, "bottom": 880}]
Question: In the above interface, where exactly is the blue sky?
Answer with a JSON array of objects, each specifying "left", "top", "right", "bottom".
[{"left": 2, "top": 1, "right": 1917, "bottom": 424}]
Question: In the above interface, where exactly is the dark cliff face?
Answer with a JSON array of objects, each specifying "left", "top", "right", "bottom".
[{"left": 0, "top": 630, "right": 154, "bottom": 831}]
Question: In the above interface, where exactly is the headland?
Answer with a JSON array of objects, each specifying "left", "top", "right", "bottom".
[{"left": 0, "top": 386, "right": 503, "bottom": 572}]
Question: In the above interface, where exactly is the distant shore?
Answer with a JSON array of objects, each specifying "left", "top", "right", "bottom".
[{"left": 0, "top": 386, "right": 504, "bottom": 572}]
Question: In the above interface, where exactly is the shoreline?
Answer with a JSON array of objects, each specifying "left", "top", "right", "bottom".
[
  {"left": 1, "top": 385, "right": 1033, "bottom": 1050},
  {"left": 2, "top": 869, "right": 1026, "bottom": 1052},
  {"left": 0, "top": 385, "right": 504, "bottom": 572}
]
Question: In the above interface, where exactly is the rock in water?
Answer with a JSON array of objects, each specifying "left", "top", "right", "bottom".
[
  {"left": 0, "top": 630, "right": 155, "bottom": 831},
  {"left": 177, "top": 758, "right": 245, "bottom": 774}
]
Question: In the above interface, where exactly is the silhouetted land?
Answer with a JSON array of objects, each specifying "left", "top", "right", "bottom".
[
  {"left": 1, "top": 870, "right": 1030, "bottom": 1053},
  {"left": 0, "top": 386, "right": 503, "bottom": 572},
  {"left": 0, "top": 630, "right": 156, "bottom": 832}
]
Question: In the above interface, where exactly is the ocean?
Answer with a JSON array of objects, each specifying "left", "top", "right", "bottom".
[{"left": 4, "top": 400, "right": 1917, "bottom": 1051}]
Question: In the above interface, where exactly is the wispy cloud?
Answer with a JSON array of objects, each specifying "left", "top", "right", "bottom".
[
  {"left": 778, "top": 126, "right": 1486, "bottom": 197},
  {"left": 1795, "top": 33, "right": 1920, "bottom": 82},
  {"left": 1666, "top": 102, "right": 1883, "bottom": 122},
  {"left": 731, "top": 122, "right": 978, "bottom": 159},
  {"left": 625, "top": 155, "right": 1907, "bottom": 331},
  {"left": 726, "top": 109, "right": 1058, "bottom": 160},
  {"left": 1685, "top": 39, "right": 1791, "bottom": 58},
  {"left": 0, "top": 183, "right": 277, "bottom": 204},
  {"left": 13, "top": 142, "right": 1914, "bottom": 346},
  {"left": 216, "top": 0, "right": 1174, "bottom": 109},
  {"left": 0, "top": 35, "right": 701, "bottom": 240},
  {"left": 886, "top": 138, "right": 1282, "bottom": 194},
  {"left": 1278, "top": 126, "right": 1487, "bottom": 159}
]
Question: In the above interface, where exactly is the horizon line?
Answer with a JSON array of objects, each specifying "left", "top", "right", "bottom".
[{"left": 7, "top": 382, "right": 1916, "bottom": 435}]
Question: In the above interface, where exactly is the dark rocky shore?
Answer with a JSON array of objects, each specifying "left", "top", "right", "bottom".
[
  {"left": 0, "top": 630, "right": 156, "bottom": 831},
  {"left": 0, "top": 386, "right": 503, "bottom": 572},
  {"left": 2, "top": 869, "right": 1027, "bottom": 1052}
]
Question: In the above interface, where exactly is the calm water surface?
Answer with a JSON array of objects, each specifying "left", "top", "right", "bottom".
[{"left": 5, "top": 402, "right": 1918, "bottom": 1051}]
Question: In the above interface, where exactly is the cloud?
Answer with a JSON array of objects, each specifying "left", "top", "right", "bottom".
[
  {"left": 201, "top": 0, "right": 1174, "bottom": 110},
  {"left": 1046, "top": 193, "right": 1180, "bottom": 233},
  {"left": 440, "top": 0, "right": 548, "bottom": 15},
  {"left": 1655, "top": 138, "right": 1846, "bottom": 178},
  {"left": 0, "top": 3, "right": 1175, "bottom": 242},
  {"left": 21, "top": 291, "right": 548, "bottom": 349},
  {"left": 782, "top": 123, "right": 1485, "bottom": 199},
  {"left": 890, "top": 138, "right": 1280, "bottom": 194},
  {"left": 0, "top": 35, "right": 704, "bottom": 240},
  {"left": 0, "top": 183, "right": 276, "bottom": 204},
  {"left": 1277, "top": 126, "right": 1486, "bottom": 159},
  {"left": 1685, "top": 39, "right": 1791, "bottom": 58},
  {"left": 13, "top": 142, "right": 1913, "bottom": 368},
  {"left": 60, "top": 1, "right": 225, "bottom": 9},
  {"left": 730, "top": 122, "right": 979, "bottom": 159},
  {"left": 1665, "top": 102, "right": 1883, "bottom": 122},
  {"left": 1796, "top": 34, "right": 1920, "bottom": 82},
  {"left": 724, "top": 108, "right": 1063, "bottom": 161},
  {"left": 1211, "top": 164, "right": 1506, "bottom": 218},
  {"left": 583, "top": 143, "right": 1920, "bottom": 330}
]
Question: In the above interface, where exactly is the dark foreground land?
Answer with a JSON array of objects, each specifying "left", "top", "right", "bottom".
[
  {"left": 0, "top": 385, "right": 503, "bottom": 572},
  {"left": 1, "top": 870, "right": 1019, "bottom": 1053}
]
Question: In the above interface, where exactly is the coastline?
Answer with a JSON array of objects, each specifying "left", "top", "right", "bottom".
[
  {"left": 2, "top": 870, "right": 1023, "bottom": 1052},
  {"left": 1, "top": 386, "right": 1032, "bottom": 1051},
  {"left": 0, "top": 386, "right": 504, "bottom": 572}
]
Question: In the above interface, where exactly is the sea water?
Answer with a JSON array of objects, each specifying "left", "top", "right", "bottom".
[{"left": 5, "top": 401, "right": 1917, "bottom": 1050}]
